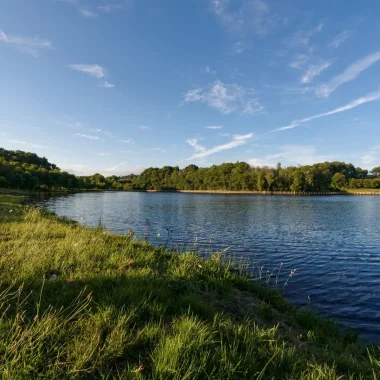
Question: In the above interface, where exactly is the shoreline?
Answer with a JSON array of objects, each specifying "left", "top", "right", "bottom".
[
  {"left": 145, "top": 189, "right": 380, "bottom": 196},
  {"left": 3, "top": 187, "right": 380, "bottom": 197}
]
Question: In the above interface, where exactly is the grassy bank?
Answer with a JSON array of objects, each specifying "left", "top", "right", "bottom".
[
  {"left": 0, "top": 197, "right": 379, "bottom": 379},
  {"left": 347, "top": 188, "right": 380, "bottom": 194}
]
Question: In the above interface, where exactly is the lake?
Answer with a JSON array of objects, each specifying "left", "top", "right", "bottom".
[{"left": 36, "top": 192, "right": 380, "bottom": 341}]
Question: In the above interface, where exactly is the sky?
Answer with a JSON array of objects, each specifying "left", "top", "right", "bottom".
[{"left": 1, "top": 0, "right": 380, "bottom": 175}]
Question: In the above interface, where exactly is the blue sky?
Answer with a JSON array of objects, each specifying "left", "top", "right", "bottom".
[{"left": 1, "top": 0, "right": 380, "bottom": 175}]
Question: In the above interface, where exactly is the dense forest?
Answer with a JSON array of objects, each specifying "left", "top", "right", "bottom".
[{"left": 1, "top": 147, "right": 379, "bottom": 192}]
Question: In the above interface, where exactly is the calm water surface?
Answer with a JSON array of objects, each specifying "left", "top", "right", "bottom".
[{"left": 37, "top": 192, "right": 380, "bottom": 341}]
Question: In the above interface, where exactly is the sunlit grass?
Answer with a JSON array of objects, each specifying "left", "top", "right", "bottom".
[
  {"left": 347, "top": 188, "right": 380, "bottom": 193},
  {"left": 0, "top": 199, "right": 379, "bottom": 378}
]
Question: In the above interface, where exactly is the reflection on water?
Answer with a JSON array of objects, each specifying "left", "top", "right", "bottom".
[{"left": 35, "top": 192, "right": 380, "bottom": 341}]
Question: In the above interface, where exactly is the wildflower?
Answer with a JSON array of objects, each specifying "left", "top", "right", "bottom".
[
  {"left": 49, "top": 274, "right": 58, "bottom": 281},
  {"left": 9, "top": 209, "right": 13, "bottom": 213},
  {"left": 157, "top": 233, "right": 161, "bottom": 237}
]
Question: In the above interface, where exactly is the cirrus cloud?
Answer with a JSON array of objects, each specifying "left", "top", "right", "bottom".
[
  {"left": 184, "top": 133, "right": 254, "bottom": 161},
  {"left": 184, "top": 80, "right": 262, "bottom": 115},
  {"left": 68, "top": 64, "right": 106, "bottom": 79},
  {"left": 0, "top": 30, "right": 52, "bottom": 57},
  {"left": 74, "top": 133, "right": 100, "bottom": 140},
  {"left": 316, "top": 51, "right": 380, "bottom": 98},
  {"left": 273, "top": 88, "right": 380, "bottom": 132},
  {"left": 79, "top": 9, "right": 98, "bottom": 18}
]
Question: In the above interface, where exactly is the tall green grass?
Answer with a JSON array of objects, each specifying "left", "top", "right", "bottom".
[{"left": 0, "top": 200, "right": 379, "bottom": 378}]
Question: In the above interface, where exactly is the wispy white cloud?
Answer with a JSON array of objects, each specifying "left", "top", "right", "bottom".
[
  {"left": 204, "top": 66, "right": 217, "bottom": 75},
  {"left": 233, "top": 41, "right": 245, "bottom": 55},
  {"left": 58, "top": 0, "right": 130, "bottom": 18},
  {"left": 289, "top": 54, "right": 309, "bottom": 69},
  {"left": 205, "top": 125, "right": 223, "bottom": 129},
  {"left": 186, "top": 139, "right": 206, "bottom": 152},
  {"left": 316, "top": 52, "right": 380, "bottom": 97},
  {"left": 301, "top": 61, "right": 332, "bottom": 84},
  {"left": 184, "top": 133, "right": 254, "bottom": 161},
  {"left": 68, "top": 64, "right": 106, "bottom": 79},
  {"left": 329, "top": 30, "right": 350, "bottom": 48},
  {"left": 0, "top": 30, "right": 52, "bottom": 57},
  {"left": 74, "top": 133, "right": 100, "bottom": 140},
  {"left": 152, "top": 148, "right": 167, "bottom": 153},
  {"left": 184, "top": 80, "right": 262, "bottom": 115},
  {"left": 242, "top": 99, "right": 264, "bottom": 114},
  {"left": 79, "top": 9, "right": 98, "bottom": 18},
  {"left": 104, "top": 162, "right": 126, "bottom": 172},
  {"left": 287, "top": 22, "right": 325, "bottom": 47},
  {"left": 210, "top": 0, "right": 278, "bottom": 36},
  {"left": 273, "top": 88, "right": 380, "bottom": 132},
  {"left": 99, "top": 81, "right": 115, "bottom": 88},
  {"left": 138, "top": 125, "right": 151, "bottom": 130},
  {"left": 120, "top": 139, "right": 134, "bottom": 143}
]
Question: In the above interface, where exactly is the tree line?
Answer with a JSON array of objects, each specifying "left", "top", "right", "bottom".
[
  {"left": 0, "top": 148, "right": 134, "bottom": 190},
  {"left": 1, "top": 147, "right": 379, "bottom": 192},
  {"left": 133, "top": 162, "right": 380, "bottom": 191}
]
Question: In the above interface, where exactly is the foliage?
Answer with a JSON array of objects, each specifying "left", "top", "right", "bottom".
[
  {"left": 349, "top": 178, "right": 380, "bottom": 189},
  {"left": 133, "top": 161, "right": 376, "bottom": 192},
  {"left": 0, "top": 202, "right": 379, "bottom": 378},
  {"left": 331, "top": 173, "right": 348, "bottom": 190}
]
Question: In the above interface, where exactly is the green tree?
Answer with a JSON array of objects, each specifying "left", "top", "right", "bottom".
[
  {"left": 331, "top": 173, "right": 348, "bottom": 190},
  {"left": 291, "top": 171, "right": 306, "bottom": 192},
  {"left": 372, "top": 166, "right": 380, "bottom": 177}
]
